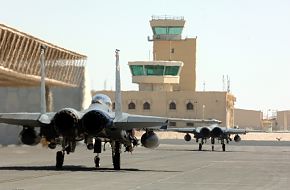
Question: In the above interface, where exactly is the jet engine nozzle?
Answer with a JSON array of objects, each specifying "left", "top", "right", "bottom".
[
  {"left": 234, "top": 134, "right": 241, "bottom": 142},
  {"left": 184, "top": 133, "right": 191, "bottom": 141},
  {"left": 82, "top": 110, "right": 111, "bottom": 135},
  {"left": 53, "top": 108, "right": 80, "bottom": 137},
  {"left": 141, "top": 131, "right": 159, "bottom": 149},
  {"left": 211, "top": 127, "right": 223, "bottom": 138},
  {"left": 200, "top": 127, "right": 211, "bottom": 138},
  {"left": 19, "top": 127, "right": 40, "bottom": 145}
]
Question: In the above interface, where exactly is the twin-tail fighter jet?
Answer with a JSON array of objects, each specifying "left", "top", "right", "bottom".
[
  {"left": 162, "top": 123, "right": 248, "bottom": 151},
  {"left": 0, "top": 48, "right": 168, "bottom": 170}
]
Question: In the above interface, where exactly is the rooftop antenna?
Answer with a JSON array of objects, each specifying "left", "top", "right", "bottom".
[
  {"left": 222, "top": 75, "right": 225, "bottom": 91},
  {"left": 227, "top": 75, "right": 230, "bottom": 92}
]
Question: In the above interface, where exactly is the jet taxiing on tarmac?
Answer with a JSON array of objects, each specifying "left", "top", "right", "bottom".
[
  {"left": 162, "top": 123, "right": 248, "bottom": 151},
  {"left": 0, "top": 47, "right": 168, "bottom": 170}
]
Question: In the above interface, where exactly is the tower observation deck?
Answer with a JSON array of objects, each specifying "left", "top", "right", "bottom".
[{"left": 0, "top": 24, "right": 87, "bottom": 87}]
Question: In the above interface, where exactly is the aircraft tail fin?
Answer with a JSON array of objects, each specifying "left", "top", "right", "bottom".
[
  {"left": 114, "top": 49, "right": 122, "bottom": 120},
  {"left": 40, "top": 45, "right": 47, "bottom": 114}
]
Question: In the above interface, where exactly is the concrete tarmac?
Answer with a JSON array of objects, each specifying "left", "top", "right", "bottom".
[{"left": 0, "top": 140, "right": 289, "bottom": 190}]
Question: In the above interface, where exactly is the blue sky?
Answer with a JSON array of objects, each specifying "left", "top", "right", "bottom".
[{"left": 1, "top": 0, "right": 290, "bottom": 112}]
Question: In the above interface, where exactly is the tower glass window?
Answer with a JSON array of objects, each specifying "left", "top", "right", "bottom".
[
  {"left": 145, "top": 65, "right": 164, "bottom": 76},
  {"left": 130, "top": 65, "right": 144, "bottom": 76},
  {"left": 165, "top": 66, "right": 179, "bottom": 76},
  {"left": 153, "top": 27, "right": 183, "bottom": 35}
]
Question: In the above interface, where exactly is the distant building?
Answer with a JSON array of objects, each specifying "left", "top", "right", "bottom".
[
  {"left": 234, "top": 108, "right": 263, "bottom": 129},
  {"left": 94, "top": 16, "right": 236, "bottom": 127},
  {"left": 276, "top": 110, "right": 290, "bottom": 131}
]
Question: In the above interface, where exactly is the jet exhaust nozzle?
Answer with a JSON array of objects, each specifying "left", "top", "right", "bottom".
[
  {"left": 200, "top": 127, "right": 211, "bottom": 138},
  {"left": 211, "top": 127, "right": 223, "bottom": 138},
  {"left": 53, "top": 108, "right": 80, "bottom": 137},
  {"left": 82, "top": 110, "right": 110, "bottom": 135}
]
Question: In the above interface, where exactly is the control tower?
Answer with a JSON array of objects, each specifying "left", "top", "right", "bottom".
[
  {"left": 149, "top": 15, "right": 197, "bottom": 91},
  {"left": 129, "top": 60, "right": 183, "bottom": 91}
]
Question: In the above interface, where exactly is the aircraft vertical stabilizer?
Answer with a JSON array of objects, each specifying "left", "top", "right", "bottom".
[
  {"left": 40, "top": 45, "right": 47, "bottom": 114},
  {"left": 114, "top": 49, "right": 122, "bottom": 120}
]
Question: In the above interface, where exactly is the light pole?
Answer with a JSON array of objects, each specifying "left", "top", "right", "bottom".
[
  {"left": 194, "top": 101, "right": 198, "bottom": 118},
  {"left": 202, "top": 104, "right": 206, "bottom": 119}
]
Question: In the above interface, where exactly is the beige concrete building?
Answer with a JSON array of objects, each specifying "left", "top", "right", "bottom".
[
  {"left": 234, "top": 108, "right": 263, "bottom": 129},
  {"left": 276, "top": 110, "right": 290, "bottom": 131},
  {"left": 94, "top": 16, "right": 236, "bottom": 127}
]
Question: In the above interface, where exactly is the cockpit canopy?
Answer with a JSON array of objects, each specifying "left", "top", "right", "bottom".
[{"left": 91, "top": 94, "right": 112, "bottom": 107}]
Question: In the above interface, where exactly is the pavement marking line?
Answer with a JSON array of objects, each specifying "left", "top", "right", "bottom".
[{"left": 127, "top": 163, "right": 215, "bottom": 190}]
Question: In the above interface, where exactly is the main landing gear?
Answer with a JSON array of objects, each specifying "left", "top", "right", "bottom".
[
  {"left": 198, "top": 139, "right": 206, "bottom": 151},
  {"left": 56, "top": 151, "right": 64, "bottom": 169},
  {"left": 55, "top": 138, "right": 76, "bottom": 169},
  {"left": 197, "top": 138, "right": 228, "bottom": 152},
  {"left": 93, "top": 138, "right": 102, "bottom": 168},
  {"left": 91, "top": 138, "right": 121, "bottom": 170},
  {"left": 211, "top": 138, "right": 215, "bottom": 151},
  {"left": 112, "top": 141, "right": 121, "bottom": 170}
]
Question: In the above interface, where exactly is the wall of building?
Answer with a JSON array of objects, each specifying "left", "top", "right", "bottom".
[
  {"left": 0, "top": 87, "right": 83, "bottom": 144},
  {"left": 276, "top": 111, "right": 290, "bottom": 131},
  {"left": 153, "top": 38, "right": 196, "bottom": 91},
  {"left": 94, "top": 90, "right": 235, "bottom": 127},
  {"left": 234, "top": 108, "right": 263, "bottom": 129}
]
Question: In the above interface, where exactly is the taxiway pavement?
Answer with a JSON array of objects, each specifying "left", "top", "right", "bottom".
[{"left": 0, "top": 140, "right": 289, "bottom": 190}]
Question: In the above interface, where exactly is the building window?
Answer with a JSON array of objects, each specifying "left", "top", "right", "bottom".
[
  {"left": 128, "top": 102, "right": 136, "bottom": 110},
  {"left": 170, "top": 122, "right": 176, "bottom": 127},
  {"left": 186, "top": 102, "right": 194, "bottom": 110},
  {"left": 169, "top": 102, "right": 176, "bottom": 110},
  {"left": 143, "top": 102, "right": 150, "bottom": 110},
  {"left": 186, "top": 123, "right": 194, "bottom": 127}
]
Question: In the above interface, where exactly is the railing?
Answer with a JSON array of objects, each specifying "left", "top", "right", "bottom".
[{"left": 151, "top": 15, "right": 184, "bottom": 20}]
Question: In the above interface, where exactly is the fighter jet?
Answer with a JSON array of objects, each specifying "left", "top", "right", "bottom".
[
  {"left": 162, "top": 124, "right": 248, "bottom": 151},
  {"left": 0, "top": 48, "right": 167, "bottom": 170}
]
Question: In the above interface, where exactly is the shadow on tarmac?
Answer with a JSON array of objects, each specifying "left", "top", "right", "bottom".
[
  {"left": 0, "top": 165, "right": 181, "bottom": 173},
  {"left": 158, "top": 148, "right": 246, "bottom": 153}
]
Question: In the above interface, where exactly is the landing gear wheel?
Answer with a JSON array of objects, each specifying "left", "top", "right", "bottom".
[
  {"left": 94, "top": 156, "right": 100, "bottom": 168},
  {"left": 198, "top": 143, "right": 202, "bottom": 151},
  {"left": 56, "top": 151, "right": 64, "bottom": 169},
  {"left": 112, "top": 141, "right": 121, "bottom": 170},
  {"left": 222, "top": 144, "right": 226, "bottom": 152}
]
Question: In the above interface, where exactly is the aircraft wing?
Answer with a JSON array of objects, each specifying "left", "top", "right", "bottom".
[
  {"left": 0, "top": 112, "right": 55, "bottom": 127},
  {"left": 168, "top": 118, "right": 222, "bottom": 125},
  {"left": 113, "top": 113, "right": 168, "bottom": 130},
  {"left": 162, "top": 127, "right": 197, "bottom": 134},
  {"left": 224, "top": 128, "right": 247, "bottom": 135}
]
